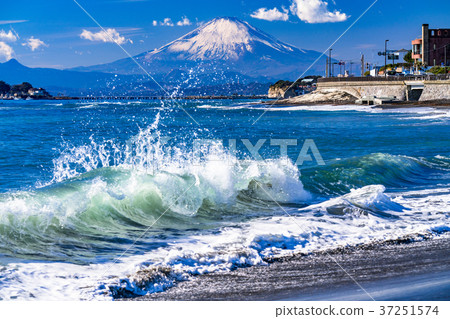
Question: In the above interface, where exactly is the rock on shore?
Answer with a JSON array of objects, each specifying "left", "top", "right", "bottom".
[{"left": 280, "top": 89, "right": 358, "bottom": 104}]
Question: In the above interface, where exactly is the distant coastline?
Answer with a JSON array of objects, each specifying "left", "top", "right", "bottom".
[
  {"left": 1, "top": 95, "right": 272, "bottom": 101},
  {"left": 0, "top": 81, "right": 54, "bottom": 100},
  {"left": 268, "top": 75, "right": 450, "bottom": 108}
]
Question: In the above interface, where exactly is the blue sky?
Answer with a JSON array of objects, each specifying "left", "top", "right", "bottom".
[{"left": 1, "top": 0, "right": 449, "bottom": 69}]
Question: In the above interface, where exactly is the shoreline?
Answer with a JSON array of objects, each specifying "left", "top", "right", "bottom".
[
  {"left": 378, "top": 100, "right": 450, "bottom": 109},
  {"left": 269, "top": 99, "right": 450, "bottom": 109},
  {"left": 3, "top": 96, "right": 450, "bottom": 108},
  {"left": 130, "top": 235, "right": 450, "bottom": 301}
]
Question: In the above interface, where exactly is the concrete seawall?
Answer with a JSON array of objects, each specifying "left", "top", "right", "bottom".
[
  {"left": 420, "top": 80, "right": 450, "bottom": 101},
  {"left": 317, "top": 79, "right": 450, "bottom": 102}
]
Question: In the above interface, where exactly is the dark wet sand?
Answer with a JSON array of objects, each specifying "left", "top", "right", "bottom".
[
  {"left": 133, "top": 236, "right": 450, "bottom": 301},
  {"left": 379, "top": 100, "right": 450, "bottom": 109}
]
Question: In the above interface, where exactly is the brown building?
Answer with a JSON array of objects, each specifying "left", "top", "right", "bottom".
[{"left": 412, "top": 24, "right": 450, "bottom": 67}]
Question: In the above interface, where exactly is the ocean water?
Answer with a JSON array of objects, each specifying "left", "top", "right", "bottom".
[{"left": 0, "top": 99, "right": 449, "bottom": 300}]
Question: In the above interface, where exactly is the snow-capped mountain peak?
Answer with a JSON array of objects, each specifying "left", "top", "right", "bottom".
[
  {"left": 148, "top": 17, "right": 297, "bottom": 61},
  {"left": 73, "top": 17, "right": 325, "bottom": 80}
]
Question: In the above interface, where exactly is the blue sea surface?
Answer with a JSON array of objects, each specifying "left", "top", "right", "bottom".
[{"left": 0, "top": 99, "right": 449, "bottom": 300}]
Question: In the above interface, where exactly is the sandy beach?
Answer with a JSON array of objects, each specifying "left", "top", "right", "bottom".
[{"left": 133, "top": 235, "right": 450, "bottom": 301}]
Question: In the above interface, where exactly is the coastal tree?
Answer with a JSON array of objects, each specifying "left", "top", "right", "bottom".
[
  {"left": 403, "top": 50, "right": 414, "bottom": 64},
  {"left": 271, "top": 80, "right": 294, "bottom": 89},
  {"left": 11, "top": 82, "right": 33, "bottom": 94},
  {"left": 0, "top": 81, "right": 11, "bottom": 94}
]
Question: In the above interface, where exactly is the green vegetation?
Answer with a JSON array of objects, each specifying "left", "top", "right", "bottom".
[
  {"left": 0, "top": 81, "right": 11, "bottom": 94},
  {"left": 271, "top": 80, "right": 293, "bottom": 90},
  {"left": 428, "top": 66, "right": 448, "bottom": 75},
  {"left": 11, "top": 82, "right": 33, "bottom": 95},
  {"left": 0, "top": 81, "right": 51, "bottom": 98},
  {"left": 270, "top": 76, "right": 322, "bottom": 89},
  {"left": 404, "top": 50, "right": 414, "bottom": 64},
  {"left": 364, "top": 71, "right": 370, "bottom": 76},
  {"left": 379, "top": 63, "right": 403, "bottom": 72}
]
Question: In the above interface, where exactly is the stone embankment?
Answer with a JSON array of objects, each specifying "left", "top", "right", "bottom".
[
  {"left": 277, "top": 77, "right": 450, "bottom": 104},
  {"left": 316, "top": 78, "right": 450, "bottom": 102},
  {"left": 420, "top": 80, "right": 450, "bottom": 101}
]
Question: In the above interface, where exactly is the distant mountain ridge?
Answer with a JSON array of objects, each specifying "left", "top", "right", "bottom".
[
  {"left": 1, "top": 17, "right": 327, "bottom": 96},
  {"left": 0, "top": 59, "right": 144, "bottom": 96},
  {"left": 0, "top": 59, "right": 268, "bottom": 96},
  {"left": 73, "top": 17, "right": 326, "bottom": 80}
]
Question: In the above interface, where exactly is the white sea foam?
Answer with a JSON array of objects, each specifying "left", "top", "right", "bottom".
[
  {"left": 1, "top": 184, "right": 448, "bottom": 300},
  {"left": 197, "top": 104, "right": 251, "bottom": 110},
  {"left": 197, "top": 103, "right": 450, "bottom": 122},
  {"left": 44, "top": 103, "right": 63, "bottom": 106},
  {"left": 1, "top": 110, "right": 449, "bottom": 300},
  {"left": 196, "top": 103, "right": 375, "bottom": 112},
  {"left": 409, "top": 110, "right": 450, "bottom": 120}
]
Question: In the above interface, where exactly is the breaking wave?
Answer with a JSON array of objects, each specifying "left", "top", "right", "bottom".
[
  {"left": 0, "top": 113, "right": 310, "bottom": 262},
  {"left": 0, "top": 110, "right": 449, "bottom": 300}
]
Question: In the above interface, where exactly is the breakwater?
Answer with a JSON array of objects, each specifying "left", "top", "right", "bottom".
[
  {"left": 317, "top": 75, "right": 450, "bottom": 102},
  {"left": 77, "top": 95, "right": 270, "bottom": 101}
]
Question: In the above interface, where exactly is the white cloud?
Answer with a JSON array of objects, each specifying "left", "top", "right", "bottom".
[
  {"left": 250, "top": 7, "right": 289, "bottom": 21},
  {"left": 290, "top": 0, "right": 349, "bottom": 23},
  {"left": 153, "top": 17, "right": 192, "bottom": 27},
  {"left": 22, "top": 37, "right": 48, "bottom": 51},
  {"left": 23, "top": 37, "right": 46, "bottom": 51},
  {"left": 0, "top": 29, "right": 18, "bottom": 42},
  {"left": 176, "top": 16, "right": 192, "bottom": 26},
  {"left": 0, "top": 41, "right": 14, "bottom": 60},
  {"left": 80, "top": 28, "right": 131, "bottom": 45},
  {"left": 0, "top": 20, "right": 27, "bottom": 25},
  {"left": 160, "top": 18, "right": 174, "bottom": 27}
]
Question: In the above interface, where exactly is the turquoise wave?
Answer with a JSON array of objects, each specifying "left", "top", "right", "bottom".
[
  {"left": 302, "top": 153, "right": 450, "bottom": 196},
  {"left": 0, "top": 156, "right": 309, "bottom": 262}
]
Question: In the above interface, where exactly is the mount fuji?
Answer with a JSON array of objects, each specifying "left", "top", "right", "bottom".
[
  {"left": 74, "top": 17, "right": 326, "bottom": 82},
  {"left": 1, "top": 18, "right": 327, "bottom": 96}
]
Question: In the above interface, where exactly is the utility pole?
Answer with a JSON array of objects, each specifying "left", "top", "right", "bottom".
[
  {"left": 445, "top": 44, "right": 448, "bottom": 74},
  {"left": 349, "top": 62, "right": 357, "bottom": 76},
  {"left": 329, "top": 49, "right": 333, "bottom": 77},
  {"left": 326, "top": 57, "right": 329, "bottom": 77},
  {"left": 361, "top": 54, "right": 365, "bottom": 76},
  {"left": 385, "top": 40, "right": 389, "bottom": 78}
]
